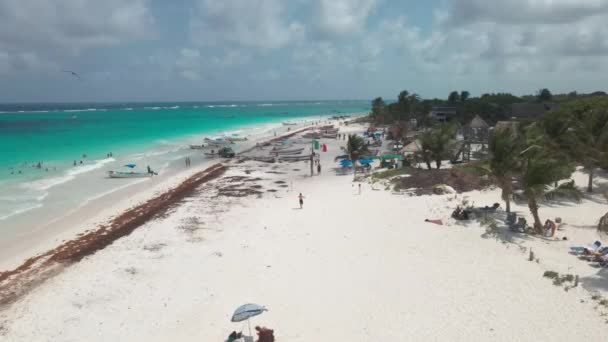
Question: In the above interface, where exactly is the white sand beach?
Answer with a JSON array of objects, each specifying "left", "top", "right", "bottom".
[{"left": 2, "top": 122, "right": 608, "bottom": 341}]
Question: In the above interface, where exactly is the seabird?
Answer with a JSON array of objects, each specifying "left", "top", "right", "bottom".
[{"left": 62, "top": 70, "right": 82, "bottom": 81}]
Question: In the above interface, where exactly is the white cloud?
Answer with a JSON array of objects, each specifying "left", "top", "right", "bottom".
[
  {"left": 370, "top": 0, "right": 608, "bottom": 80},
  {"left": 448, "top": 0, "right": 608, "bottom": 26},
  {"left": 175, "top": 48, "right": 203, "bottom": 80},
  {"left": 190, "top": 0, "right": 304, "bottom": 49},
  {"left": 0, "top": 0, "right": 153, "bottom": 53},
  {"left": 0, "top": 0, "right": 154, "bottom": 74},
  {"left": 312, "top": 0, "right": 379, "bottom": 39}
]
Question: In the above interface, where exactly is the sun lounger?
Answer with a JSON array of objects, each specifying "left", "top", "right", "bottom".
[
  {"left": 580, "top": 247, "right": 608, "bottom": 261},
  {"left": 570, "top": 241, "right": 601, "bottom": 254}
]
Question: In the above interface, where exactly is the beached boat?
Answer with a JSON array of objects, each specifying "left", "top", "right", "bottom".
[
  {"left": 204, "top": 137, "right": 232, "bottom": 146},
  {"left": 225, "top": 136, "right": 248, "bottom": 142},
  {"left": 189, "top": 144, "right": 208, "bottom": 150},
  {"left": 279, "top": 155, "right": 312, "bottom": 162},
  {"left": 252, "top": 156, "right": 276, "bottom": 163},
  {"left": 269, "top": 147, "right": 304, "bottom": 155},
  {"left": 108, "top": 171, "right": 153, "bottom": 178},
  {"left": 282, "top": 121, "right": 298, "bottom": 126}
]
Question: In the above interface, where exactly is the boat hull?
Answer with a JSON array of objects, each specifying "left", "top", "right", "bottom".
[{"left": 108, "top": 171, "right": 153, "bottom": 179}]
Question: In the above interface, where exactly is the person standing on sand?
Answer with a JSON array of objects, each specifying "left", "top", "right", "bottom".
[
  {"left": 317, "top": 163, "right": 321, "bottom": 174},
  {"left": 298, "top": 193, "right": 304, "bottom": 209},
  {"left": 358, "top": 183, "right": 361, "bottom": 195}
]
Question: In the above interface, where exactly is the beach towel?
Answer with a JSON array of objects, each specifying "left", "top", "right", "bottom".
[{"left": 425, "top": 219, "right": 443, "bottom": 225}]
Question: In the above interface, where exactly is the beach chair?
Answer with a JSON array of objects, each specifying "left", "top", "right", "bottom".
[
  {"left": 570, "top": 241, "right": 601, "bottom": 254},
  {"left": 508, "top": 216, "right": 526, "bottom": 233}
]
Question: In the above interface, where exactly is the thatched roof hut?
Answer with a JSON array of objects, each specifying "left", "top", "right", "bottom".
[{"left": 462, "top": 115, "right": 490, "bottom": 142}]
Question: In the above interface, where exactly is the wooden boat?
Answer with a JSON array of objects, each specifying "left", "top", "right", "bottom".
[
  {"left": 252, "top": 156, "right": 276, "bottom": 163},
  {"left": 224, "top": 136, "right": 248, "bottom": 142},
  {"left": 189, "top": 144, "right": 208, "bottom": 150},
  {"left": 279, "top": 155, "right": 312, "bottom": 162},
  {"left": 301, "top": 133, "right": 322, "bottom": 139},
  {"left": 204, "top": 138, "right": 232, "bottom": 146},
  {"left": 108, "top": 171, "right": 153, "bottom": 178},
  {"left": 269, "top": 147, "right": 304, "bottom": 155}
]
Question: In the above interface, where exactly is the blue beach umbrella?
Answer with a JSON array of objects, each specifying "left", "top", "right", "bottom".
[
  {"left": 358, "top": 158, "right": 373, "bottom": 165},
  {"left": 340, "top": 159, "right": 353, "bottom": 167},
  {"left": 124, "top": 164, "right": 136, "bottom": 168}
]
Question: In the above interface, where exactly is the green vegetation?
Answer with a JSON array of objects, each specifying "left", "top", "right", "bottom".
[
  {"left": 543, "top": 271, "right": 575, "bottom": 286},
  {"left": 417, "top": 124, "right": 458, "bottom": 169},
  {"left": 346, "top": 134, "right": 370, "bottom": 180},
  {"left": 488, "top": 127, "right": 521, "bottom": 213},
  {"left": 367, "top": 89, "right": 608, "bottom": 234},
  {"left": 453, "top": 161, "right": 492, "bottom": 178}
]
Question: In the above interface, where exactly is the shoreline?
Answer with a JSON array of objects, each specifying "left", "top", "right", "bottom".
[
  {"left": 0, "top": 124, "right": 316, "bottom": 308},
  {"left": 0, "top": 113, "right": 357, "bottom": 271}
]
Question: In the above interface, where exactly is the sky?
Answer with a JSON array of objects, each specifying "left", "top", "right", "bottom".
[{"left": 0, "top": 0, "right": 607, "bottom": 103}]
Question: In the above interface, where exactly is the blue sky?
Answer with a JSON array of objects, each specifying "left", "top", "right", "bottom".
[{"left": 1, "top": 0, "right": 607, "bottom": 102}]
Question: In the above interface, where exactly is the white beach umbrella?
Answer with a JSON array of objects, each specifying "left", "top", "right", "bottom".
[{"left": 231, "top": 303, "right": 268, "bottom": 336}]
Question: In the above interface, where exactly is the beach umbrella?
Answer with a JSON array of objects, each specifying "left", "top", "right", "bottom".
[
  {"left": 340, "top": 159, "right": 353, "bottom": 167},
  {"left": 124, "top": 164, "right": 136, "bottom": 168},
  {"left": 231, "top": 303, "right": 267, "bottom": 336},
  {"left": 358, "top": 158, "right": 373, "bottom": 165}
]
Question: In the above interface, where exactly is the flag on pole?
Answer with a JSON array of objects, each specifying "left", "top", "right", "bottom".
[{"left": 313, "top": 140, "right": 320, "bottom": 150}]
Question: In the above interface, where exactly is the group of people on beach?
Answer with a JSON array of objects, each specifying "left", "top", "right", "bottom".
[
  {"left": 227, "top": 326, "right": 274, "bottom": 342},
  {"left": 185, "top": 156, "right": 192, "bottom": 167}
]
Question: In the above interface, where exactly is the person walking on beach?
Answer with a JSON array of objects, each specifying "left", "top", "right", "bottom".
[
  {"left": 298, "top": 193, "right": 304, "bottom": 209},
  {"left": 317, "top": 163, "right": 321, "bottom": 174},
  {"left": 358, "top": 183, "right": 361, "bottom": 195}
]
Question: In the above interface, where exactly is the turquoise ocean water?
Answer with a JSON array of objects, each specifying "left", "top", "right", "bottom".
[{"left": 0, "top": 100, "right": 369, "bottom": 222}]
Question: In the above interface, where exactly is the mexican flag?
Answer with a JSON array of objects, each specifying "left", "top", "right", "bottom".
[{"left": 313, "top": 140, "right": 320, "bottom": 150}]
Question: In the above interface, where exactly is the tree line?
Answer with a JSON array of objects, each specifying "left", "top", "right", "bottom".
[{"left": 366, "top": 89, "right": 608, "bottom": 235}]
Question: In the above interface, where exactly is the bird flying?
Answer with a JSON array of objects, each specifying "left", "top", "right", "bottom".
[{"left": 62, "top": 70, "right": 82, "bottom": 81}]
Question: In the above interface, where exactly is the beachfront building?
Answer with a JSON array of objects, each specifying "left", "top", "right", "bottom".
[
  {"left": 462, "top": 115, "right": 490, "bottom": 143},
  {"left": 430, "top": 106, "right": 457, "bottom": 123},
  {"left": 510, "top": 102, "right": 560, "bottom": 119}
]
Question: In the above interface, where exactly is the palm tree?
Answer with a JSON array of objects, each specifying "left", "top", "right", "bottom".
[
  {"left": 543, "top": 97, "right": 608, "bottom": 192},
  {"left": 488, "top": 127, "right": 521, "bottom": 213},
  {"left": 448, "top": 91, "right": 460, "bottom": 103},
  {"left": 460, "top": 91, "right": 470, "bottom": 102},
  {"left": 347, "top": 134, "right": 369, "bottom": 179},
  {"left": 417, "top": 124, "right": 457, "bottom": 169},
  {"left": 520, "top": 145, "right": 576, "bottom": 233},
  {"left": 568, "top": 104, "right": 608, "bottom": 192}
]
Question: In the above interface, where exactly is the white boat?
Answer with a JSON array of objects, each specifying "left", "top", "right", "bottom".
[
  {"left": 269, "top": 147, "right": 304, "bottom": 155},
  {"left": 282, "top": 121, "right": 298, "bottom": 126},
  {"left": 204, "top": 138, "right": 232, "bottom": 147},
  {"left": 108, "top": 171, "right": 153, "bottom": 178},
  {"left": 225, "top": 136, "right": 248, "bottom": 142},
  {"left": 189, "top": 144, "right": 208, "bottom": 150}
]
